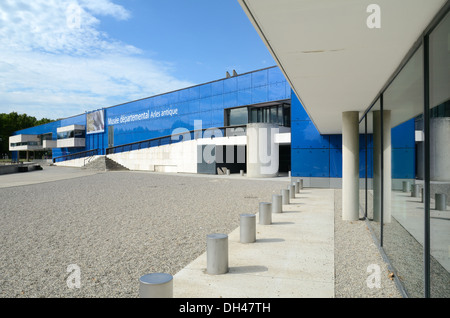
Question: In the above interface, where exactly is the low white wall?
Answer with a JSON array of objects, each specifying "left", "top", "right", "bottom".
[
  {"left": 54, "top": 155, "right": 102, "bottom": 168},
  {"left": 107, "top": 139, "right": 198, "bottom": 173}
]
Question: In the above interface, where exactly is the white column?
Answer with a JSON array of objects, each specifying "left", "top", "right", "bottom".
[
  {"left": 373, "top": 110, "right": 391, "bottom": 223},
  {"left": 342, "top": 111, "right": 360, "bottom": 221},
  {"left": 246, "top": 123, "right": 279, "bottom": 178}
]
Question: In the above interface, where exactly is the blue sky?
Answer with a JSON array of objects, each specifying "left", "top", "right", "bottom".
[{"left": 0, "top": 0, "right": 275, "bottom": 120}]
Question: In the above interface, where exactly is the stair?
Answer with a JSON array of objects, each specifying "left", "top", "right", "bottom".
[{"left": 82, "top": 156, "right": 129, "bottom": 171}]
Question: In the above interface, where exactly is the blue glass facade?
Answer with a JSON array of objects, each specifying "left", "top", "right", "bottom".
[
  {"left": 11, "top": 65, "right": 414, "bottom": 181},
  {"left": 291, "top": 92, "right": 414, "bottom": 180}
]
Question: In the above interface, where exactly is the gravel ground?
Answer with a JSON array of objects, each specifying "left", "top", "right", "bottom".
[
  {"left": 0, "top": 171, "right": 287, "bottom": 298},
  {"left": 0, "top": 169, "right": 405, "bottom": 298},
  {"left": 333, "top": 189, "right": 402, "bottom": 298}
]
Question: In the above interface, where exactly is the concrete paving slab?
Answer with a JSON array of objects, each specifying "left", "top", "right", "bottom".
[
  {"left": 173, "top": 188, "right": 335, "bottom": 298},
  {"left": 0, "top": 165, "right": 101, "bottom": 188}
]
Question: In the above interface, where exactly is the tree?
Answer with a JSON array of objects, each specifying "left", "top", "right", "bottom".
[{"left": 0, "top": 112, "right": 54, "bottom": 158}]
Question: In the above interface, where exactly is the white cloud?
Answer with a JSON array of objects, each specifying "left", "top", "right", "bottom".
[{"left": 0, "top": 0, "right": 193, "bottom": 119}]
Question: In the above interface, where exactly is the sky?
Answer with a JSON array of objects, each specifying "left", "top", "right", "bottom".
[{"left": 0, "top": 0, "right": 275, "bottom": 120}]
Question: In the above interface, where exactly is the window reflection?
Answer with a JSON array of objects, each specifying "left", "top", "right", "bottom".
[
  {"left": 226, "top": 103, "right": 291, "bottom": 127},
  {"left": 429, "top": 11, "right": 450, "bottom": 298}
]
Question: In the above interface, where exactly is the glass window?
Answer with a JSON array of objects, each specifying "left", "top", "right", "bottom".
[
  {"left": 227, "top": 107, "right": 248, "bottom": 126},
  {"left": 429, "top": 11, "right": 450, "bottom": 298},
  {"left": 382, "top": 45, "right": 424, "bottom": 298}
]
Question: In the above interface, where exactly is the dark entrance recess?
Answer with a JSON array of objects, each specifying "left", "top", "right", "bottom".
[{"left": 197, "top": 145, "right": 246, "bottom": 175}]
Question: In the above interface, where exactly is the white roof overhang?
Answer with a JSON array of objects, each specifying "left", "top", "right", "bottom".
[{"left": 238, "top": 0, "right": 448, "bottom": 133}]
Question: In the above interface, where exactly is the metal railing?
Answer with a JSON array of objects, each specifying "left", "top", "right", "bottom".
[
  {"left": 106, "top": 125, "right": 247, "bottom": 156},
  {"left": 53, "top": 149, "right": 100, "bottom": 163}
]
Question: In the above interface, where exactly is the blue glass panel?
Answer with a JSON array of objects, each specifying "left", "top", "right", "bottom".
[
  {"left": 211, "top": 80, "right": 223, "bottom": 96},
  {"left": 152, "top": 95, "right": 165, "bottom": 107},
  {"left": 188, "top": 100, "right": 200, "bottom": 114},
  {"left": 178, "top": 87, "right": 191, "bottom": 102},
  {"left": 223, "top": 77, "right": 237, "bottom": 94},
  {"left": 291, "top": 121, "right": 330, "bottom": 148},
  {"left": 392, "top": 118, "right": 415, "bottom": 148},
  {"left": 268, "top": 82, "right": 287, "bottom": 101},
  {"left": 268, "top": 67, "right": 285, "bottom": 84},
  {"left": 252, "top": 85, "right": 268, "bottom": 104},
  {"left": 177, "top": 101, "right": 189, "bottom": 115},
  {"left": 200, "top": 83, "right": 212, "bottom": 98},
  {"left": 199, "top": 97, "right": 212, "bottom": 112},
  {"left": 211, "top": 94, "right": 223, "bottom": 110},
  {"left": 196, "top": 111, "right": 212, "bottom": 128},
  {"left": 359, "top": 147, "right": 374, "bottom": 178},
  {"left": 359, "top": 133, "right": 374, "bottom": 149},
  {"left": 291, "top": 148, "right": 330, "bottom": 177},
  {"left": 166, "top": 91, "right": 179, "bottom": 104},
  {"left": 291, "top": 92, "right": 309, "bottom": 121},
  {"left": 330, "top": 148, "right": 342, "bottom": 178},
  {"left": 286, "top": 83, "right": 292, "bottom": 99},
  {"left": 223, "top": 92, "right": 238, "bottom": 108},
  {"left": 211, "top": 109, "right": 224, "bottom": 126},
  {"left": 329, "top": 135, "right": 342, "bottom": 149},
  {"left": 252, "top": 69, "right": 268, "bottom": 87},
  {"left": 238, "top": 73, "right": 252, "bottom": 91},
  {"left": 392, "top": 148, "right": 415, "bottom": 178},
  {"left": 188, "top": 86, "right": 200, "bottom": 101},
  {"left": 237, "top": 89, "right": 252, "bottom": 106}
]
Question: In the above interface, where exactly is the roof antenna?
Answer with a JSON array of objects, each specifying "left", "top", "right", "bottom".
[
  {"left": 233, "top": 70, "right": 238, "bottom": 76},
  {"left": 226, "top": 71, "right": 231, "bottom": 78}
]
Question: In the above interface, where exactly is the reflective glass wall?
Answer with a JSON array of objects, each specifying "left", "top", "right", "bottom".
[
  {"left": 429, "top": 12, "right": 450, "bottom": 298},
  {"left": 360, "top": 8, "right": 449, "bottom": 298}
]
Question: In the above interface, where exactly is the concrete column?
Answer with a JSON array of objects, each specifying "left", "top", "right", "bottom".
[
  {"left": 281, "top": 188, "right": 289, "bottom": 205},
  {"left": 411, "top": 184, "right": 420, "bottom": 198},
  {"left": 373, "top": 110, "right": 392, "bottom": 223},
  {"left": 240, "top": 214, "right": 256, "bottom": 243},
  {"left": 246, "top": 123, "right": 279, "bottom": 178},
  {"left": 206, "top": 234, "right": 228, "bottom": 275},
  {"left": 435, "top": 193, "right": 447, "bottom": 211},
  {"left": 342, "top": 111, "right": 360, "bottom": 221},
  {"left": 139, "top": 273, "right": 173, "bottom": 298},
  {"left": 402, "top": 181, "right": 411, "bottom": 192},
  {"left": 259, "top": 202, "right": 272, "bottom": 225},
  {"left": 272, "top": 194, "right": 282, "bottom": 213},
  {"left": 430, "top": 118, "right": 450, "bottom": 181},
  {"left": 289, "top": 184, "right": 295, "bottom": 199}
]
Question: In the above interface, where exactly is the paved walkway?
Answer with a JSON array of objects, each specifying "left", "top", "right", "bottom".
[
  {"left": 0, "top": 165, "right": 100, "bottom": 188},
  {"left": 173, "top": 188, "right": 335, "bottom": 298}
]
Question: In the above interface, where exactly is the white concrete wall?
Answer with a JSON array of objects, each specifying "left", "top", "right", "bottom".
[
  {"left": 107, "top": 139, "right": 198, "bottom": 173},
  {"left": 57, "top": 138, "right": 86, "bottom": 148},
  {"left": 54, "top": 155, "right": 103, "bottom": 167}
]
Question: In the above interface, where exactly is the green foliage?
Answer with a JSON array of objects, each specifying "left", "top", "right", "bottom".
[{"left": 0, "top": 112, "right": 54, "bottom": 156}]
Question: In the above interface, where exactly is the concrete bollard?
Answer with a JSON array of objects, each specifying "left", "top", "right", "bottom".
[
  {"left": 300, "top": 179, "right": 303, "bottom": 190},
  {"left": 139, "top": 273, "right": 173, "bottom": 298},
  {"left": 259, "top": 202, "right": 272, "bottom": 225},
  {"left": 402, "top": 181, "right": 411, "bottom": 193},
  {"left": 411, "top": 184, "right": 420, "bottom": 198},
  {"left": 240, "top": 170, "right": 244, "bottom": 176},
  {"left": 272, "top": 194, "right": 282, "bottom": 213},
  {"left": 421, "top": 188, "right": 424, "bottom": 203},
  {"left": 435, "top": 193, "right": 447, "bottom": 211},
  {"left": 288, "top": 171, "right": 291, "bottom": 178},
  {"left": 289, "top": 184, "right": 295, "bottom": 199},
  {"left": 226, "top": 169, "right": 230, "bottom": 176},
  {"left": 240, "top": 214, "right": 256, "bottom": 243},
  {"left": 207, "top": 234, "right": 228, "bottom": 275},
  {"left": 281, "top": 188, "right": 289, "bottom": 205},
  {"left": 294, "top": 181, "right": 299, "bottom": 194}
]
